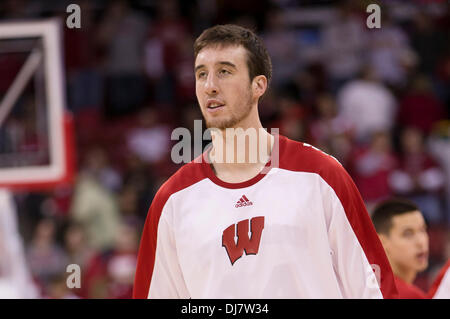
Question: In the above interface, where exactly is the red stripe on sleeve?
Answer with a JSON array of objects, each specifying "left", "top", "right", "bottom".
[
  {"left": 132, "top": 159, "right": 206, "bottom": 299},
  {"left": 132, "top": 190, "right": 167, "bottom": 299},
  {"left": 325, "top": 163, "right": 398, "bottom": 298},
  {"left": 278, "top": 136, "right": 398, "bottom": 299}
]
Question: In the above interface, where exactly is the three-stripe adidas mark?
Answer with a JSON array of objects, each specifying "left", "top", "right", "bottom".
[{"left": 235, "top": 195, "right": 253, "bottom": 208}]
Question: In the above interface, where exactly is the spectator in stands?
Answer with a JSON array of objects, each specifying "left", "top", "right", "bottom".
[
  {"left": 410, "top": 11, "right": 447, "bottom": 76},
  {"left": 308, "top": 92, "right": 353, "bottom": 167},
  {"left": 173, "top": 35, "right": 197, "bottom": 104},
  {"left": 45, "top": 272, "right": 80, "bottom": 299},
  {"left": 336, "top": 66, "right": 397, "bottom": 144},
  {"left": 26, "top": 218, "right": 69, "bottom": 295},
  {"left": 262, "top": 8, "right": 301, "bottom": 90},
  {"left": 397, "top": 74, "right": 447, "bottom": 135},
  {"left": 389, "top": 127, "right": 445, "bottom": 224},
  {"left": 349, "top": 131, "right": 397, "bottom": 208},
  {"left": 64, "top": 0, "right": 103, "bottom": 113},
  {"left": 427, "top": 121, "right": 450, "bottom": 224},
  {"left": 118, "top": 185, "right": 142, "bottom": 226},
  {"left": 97, "top": 0, "right": 148, "bottom": 116},
  {"left": 292, "top": 62, "right": 329, "bottom": 109},
  {"left": 82, "top": 220, "right": 139, "bottom": 299},
  {"left": 144, "top": 0, "right": 191, "bottom": 105},
  {"left": 126, "top": 107, "right": 171, "bottom": 165},
  {"left": 121, "top": 154, "right": 159, "bottom": 222},
  {"left": 70, "top": 148, "right": 121, "bottom": 252},
  {"left": 272, "top": 86, "right": 308, "bottom": 142},
  {"left": 433, "top": 44, "right": 450, "bottom": 109},
  {"left": 367, "top": 10, "right": 417, "bottom": 89},
  {"left": 63, "top": 221, "right": 94, "bottom": 275},
  {"left": 322, "top": 1, "right": 367, "bottom": 92}
]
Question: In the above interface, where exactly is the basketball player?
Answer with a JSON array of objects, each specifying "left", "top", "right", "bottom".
[
  {"left": 133, "top": 24, "right": 397, "bottom": 298},
  {"left": 371, "top": 198, "right": 429, "bottom": 298}
]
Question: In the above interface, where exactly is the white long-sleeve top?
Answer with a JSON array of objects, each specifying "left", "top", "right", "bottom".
[{"left": 133, "top": 135, "right": 397, "bottom": 299}]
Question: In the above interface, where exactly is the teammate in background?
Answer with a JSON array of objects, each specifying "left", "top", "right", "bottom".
[
  {"left": 428, "top": 259, "right": 450, "bottom": 298},
  {"left": 371, "top": 198, "right": 429, "bottom": 298},
  {"left": 133, "top": 24, "right": 397, "bottom": 299}
]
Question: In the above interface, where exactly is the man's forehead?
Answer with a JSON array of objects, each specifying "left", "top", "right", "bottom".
[
  {"left": 195, "top": 44, "right": 247, "bottom": 67},
  {"left": 392, "top": 211, "right": 425, "bottom": 230}
]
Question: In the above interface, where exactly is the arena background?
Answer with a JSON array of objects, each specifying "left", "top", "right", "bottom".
[{"left": 0, "top": 0, "right": 449, "bottom": 298}]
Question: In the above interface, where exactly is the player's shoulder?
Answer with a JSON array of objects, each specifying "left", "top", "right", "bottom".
[
  {"left": 153, "top": 154, "right": 207, "bottom": 204},
  {"left": 277, "top": 135, "right": 355, "bottom": 192},
  {"left": 278, "top": 135, "right": 343, "bottom": 176}
]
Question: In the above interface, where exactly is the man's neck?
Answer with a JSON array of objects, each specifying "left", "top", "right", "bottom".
[
  {"left": 393, "top": 265, "right": 417, "bottom": 284},
  {"left": 208, "top": 124, "right": 274, "bottom": 183}
]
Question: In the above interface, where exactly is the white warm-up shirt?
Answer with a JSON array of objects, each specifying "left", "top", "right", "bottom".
[{"left": 133, "top": 135, "right": 397, "bottom": 298}]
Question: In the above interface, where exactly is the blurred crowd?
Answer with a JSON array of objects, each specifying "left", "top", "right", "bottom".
[{"left": 0, "top": 0, "right": 449, "bottom": 298}]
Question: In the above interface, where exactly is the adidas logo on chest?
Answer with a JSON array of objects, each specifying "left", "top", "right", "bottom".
[{"left": 235, "top": 195, "right": 253, "bottom": 208}]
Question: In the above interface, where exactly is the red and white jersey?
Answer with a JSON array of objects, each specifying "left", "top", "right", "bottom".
[
  {"left": 428, "top": 260, "right": 450, "bottom": 299},
  {"left": 133, "top": 135, "right": 397, "bottom": 299},
  {"left": 394, "top": 276, "right": 427, "bottom": 299}
]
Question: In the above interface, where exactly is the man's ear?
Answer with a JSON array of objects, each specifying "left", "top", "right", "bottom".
[{"left": 252, "top": 75, "right": 267, "bottom": 98}]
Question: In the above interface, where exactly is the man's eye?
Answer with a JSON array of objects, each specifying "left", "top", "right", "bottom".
[
  {"left": 219, "top": 69, "right": 230, "bottom": 75},
  {"left": 402, "top": 230, "right": 414, "bottom": 238},
  {"left": 197, "top": 71, "right": 206, "bottom": 78}
]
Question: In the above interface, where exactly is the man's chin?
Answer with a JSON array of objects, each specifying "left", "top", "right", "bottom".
[
  {"left": 414, "top": 260, "right": 429, "bottom": 273},
  {"left": 418, "top": 262, "right": 429, "bottom": 272},
  {"left": 205, "top": 118, "right": 238, "bottom": 131}
]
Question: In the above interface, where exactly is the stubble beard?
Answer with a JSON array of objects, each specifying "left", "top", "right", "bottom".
[{"left": 203, "top": 89, "right": 254, "bottom": 131}]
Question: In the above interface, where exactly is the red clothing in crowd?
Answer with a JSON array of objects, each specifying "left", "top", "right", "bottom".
[
  {"left": 398, "top": 93, "right": 446, "bottom": 134},
  {"left": 390, "top": 151, "right": 444, "bottom": 197},
  {"left": 349, "top": 146, "right": 397, "bottom": 203}
]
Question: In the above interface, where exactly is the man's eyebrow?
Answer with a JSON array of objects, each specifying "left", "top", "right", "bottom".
[
  {"left": 218, "top": 61, "right": 237, "bottom": 69},
  {"left": 194, "top": 61, "right": 237, "bottom": 73},
  {"left": 194, "top": 64, "right": 205, "bottom": 73}
]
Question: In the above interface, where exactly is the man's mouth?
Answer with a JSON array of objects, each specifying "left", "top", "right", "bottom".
[
  {"left": 206, "top": 100, "right": 225, "bottom": 112},
  {"left": 416, "top": 252, "right": 428, "bottom": 262}
]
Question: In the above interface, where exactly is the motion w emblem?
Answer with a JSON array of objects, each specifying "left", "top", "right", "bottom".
[{"left": 222, "top": 216, "right": 265, "bottom": 265}]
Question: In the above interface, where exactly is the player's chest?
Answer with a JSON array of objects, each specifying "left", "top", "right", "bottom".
[{"left": 170, "top": 175, "right": 328, "bottom": 261}]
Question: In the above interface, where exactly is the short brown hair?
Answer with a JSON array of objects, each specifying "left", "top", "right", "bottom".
[
  {"left": 194, "top": 24, "right": 272, "bottom": 85},
  {"left": 371, "top": 198, "right": 421, "bottom": 235}
]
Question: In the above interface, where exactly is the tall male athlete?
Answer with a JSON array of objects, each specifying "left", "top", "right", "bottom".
[{"left": 133, "top": 24, "right": 397, "bottom": 298}]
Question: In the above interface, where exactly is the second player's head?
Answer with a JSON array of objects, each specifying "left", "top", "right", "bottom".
[
  {"left": 371, "top": 198, "right": 429, "bottom": 280},
  {"left": 193, "top": 24, "right": 272, "bottom": 130}
]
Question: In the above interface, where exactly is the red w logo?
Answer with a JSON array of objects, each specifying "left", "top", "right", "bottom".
[{"left": 222, "top": 216, "right": 265, "bottom": 265}]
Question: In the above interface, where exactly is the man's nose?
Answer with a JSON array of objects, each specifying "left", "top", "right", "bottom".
[
  {"left": 205, "top": 73, "right": 219, "bottom": 95},
  {"left": 417, "top": 232, "right": 429, "bottom": 250}
]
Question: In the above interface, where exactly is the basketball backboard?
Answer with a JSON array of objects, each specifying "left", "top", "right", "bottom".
[{"left": 0, "top": 19, "right": 74, "bottom": 190}]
